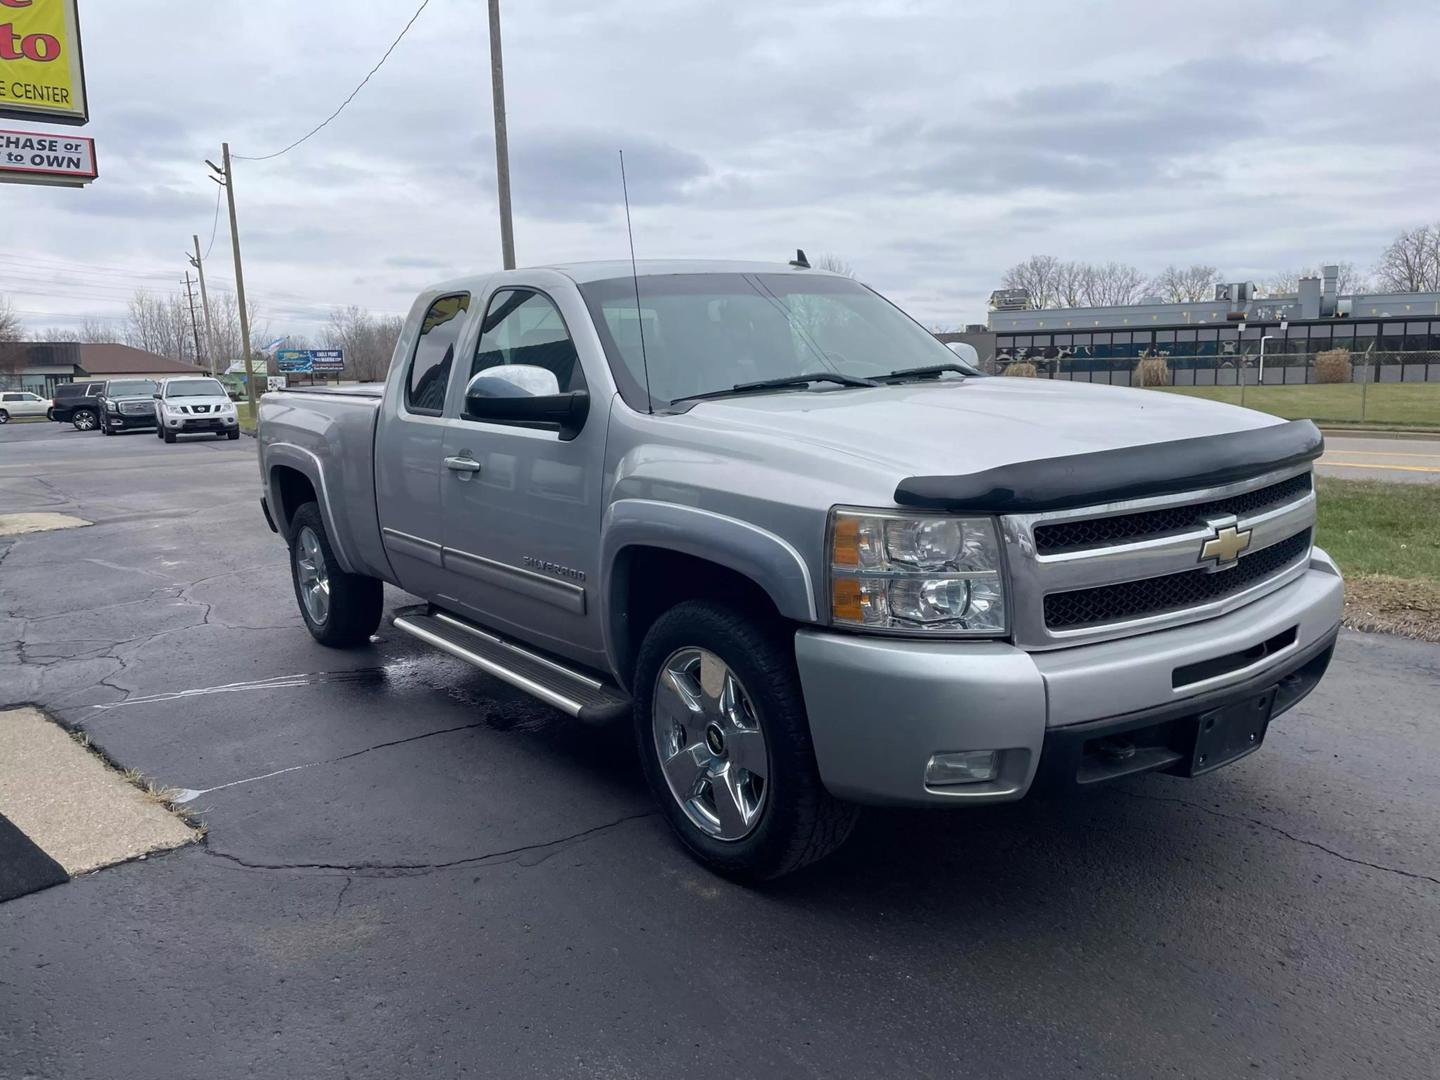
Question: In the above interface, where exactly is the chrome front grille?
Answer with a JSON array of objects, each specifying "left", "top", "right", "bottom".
[
  {"left": 1043, "top": 529, "right": 1312, "bottom": 630},
  {"left": 121, "top": 401, "right": 151, "bottom": 414},
  {"left": 1002, "top": 465, "right": 1316, "bottom": 649},
  {"left": 1033, "top": 472, "right": 1312, "bottom": 553}
]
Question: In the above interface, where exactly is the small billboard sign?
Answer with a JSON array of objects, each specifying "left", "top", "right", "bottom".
[
  {"left": 0, "top": 126, "right": 94, "bottom": 186},
  {"left": 0, "top": 0, "right": 89, "bottom": 125},
  {"left": 276, "top": 349, "right": 344, "bottom": 374}
]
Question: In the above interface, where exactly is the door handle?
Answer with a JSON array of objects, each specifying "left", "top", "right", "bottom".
[{"left": 444, "top": 455, "right": 481, "bottom": 474}]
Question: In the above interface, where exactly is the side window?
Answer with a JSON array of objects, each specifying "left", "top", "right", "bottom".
[
  {"left": 405, "top": 293, "right": 470, "bottom": 416},
  {"left": 467, "top": 289, "right": 584, "bottom": 411}
]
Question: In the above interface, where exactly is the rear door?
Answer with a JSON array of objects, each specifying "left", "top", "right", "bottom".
[
  {"left": 374, "top": 291, "right": 475, "bottom": 598},
  {"left": 436, "top": 283, "right": 609, "bottom": 666}
]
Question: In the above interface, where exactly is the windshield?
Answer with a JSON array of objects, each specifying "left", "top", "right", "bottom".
[
  {"left": 165, "top": 379, "right": 226, "bottom": 398},
  {"left": 106, "top": 380, "right": 158, "bottom": 398},
  {"left": 578, "top": 273, "right": 978, "bottom": 410}
]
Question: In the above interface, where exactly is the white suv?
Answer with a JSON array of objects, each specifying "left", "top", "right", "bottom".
[
  {"left": 0, "top": 390, "right": 51, "bottom": 423},
  {"left": 154, "top": 376, "right": 240, "bottom": 443}
]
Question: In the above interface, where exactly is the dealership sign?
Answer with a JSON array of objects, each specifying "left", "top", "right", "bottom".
[
  {"left": 0, "top": 125, "right": 92, "bottom": 185},
  {"left": 276, "top": 349, "right": 345, "bottom": 374},
  {"left": 0, "top": 0, "right": 88, "bottom": 125}
]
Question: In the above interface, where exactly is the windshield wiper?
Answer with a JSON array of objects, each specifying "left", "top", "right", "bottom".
[
  {"left": 878, "top": 363, "right": 970, "bottom": 382},
  {"left": 671, "top": 372, "right": 878, "bottom": 405}
]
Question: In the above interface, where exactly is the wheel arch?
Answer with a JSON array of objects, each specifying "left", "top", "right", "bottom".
[
  {"left": 264, "top": 445, "right": 358, "bottom": 573},
  {"left": 601, "top": 500, "right": 818, "bottom": 689}
]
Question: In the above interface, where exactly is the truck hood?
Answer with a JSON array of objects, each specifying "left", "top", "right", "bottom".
[{"left": 684, "top": 377, "right": 1277, "bottom": 476}]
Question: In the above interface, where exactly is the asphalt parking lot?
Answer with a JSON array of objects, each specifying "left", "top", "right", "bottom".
[{"left": 2, "top": 418, "right": 1438, "bottom": 1080}]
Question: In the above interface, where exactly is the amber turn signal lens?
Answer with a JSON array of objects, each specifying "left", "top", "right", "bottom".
[
  {"left": 831, "top": 577, "right": 864, "bottom": 622},
  {"left": 832, "top": 515, "right": 860, "bottom": 567}
]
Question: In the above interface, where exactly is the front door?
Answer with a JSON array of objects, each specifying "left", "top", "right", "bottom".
[{"left": 437, "top": 285, "right": 607, "bottom": 667}]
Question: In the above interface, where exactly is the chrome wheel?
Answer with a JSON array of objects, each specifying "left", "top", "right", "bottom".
[
  {"left": 73, "top": 411, "right": 95, "bottom": 430},
  {"left": 295, "top": 525, "right": 330, "bottom": 625},
  {"left": 652, "top": 647, "right": 769, "bottom": 841}
]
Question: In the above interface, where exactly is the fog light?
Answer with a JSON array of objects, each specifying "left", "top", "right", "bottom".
[{"left": 925, "top": 750, "right": 999, "bottom": 786}]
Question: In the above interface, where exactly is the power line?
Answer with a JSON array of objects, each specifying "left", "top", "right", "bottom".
[
  {"left": 203, "top": 181, "right": 223, "bottom": 259},
  {"left": 233, "top": 0, "right": 432, "bottom": 162}
]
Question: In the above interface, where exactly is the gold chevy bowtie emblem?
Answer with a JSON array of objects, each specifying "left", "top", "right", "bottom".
[{"left": 1201, "top": 524, "right": 1252, "bottom": 567}]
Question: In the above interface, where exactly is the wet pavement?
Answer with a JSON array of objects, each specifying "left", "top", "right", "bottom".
[{"left": 1, "top": 418, "right": 1438, "bottom": 1079}]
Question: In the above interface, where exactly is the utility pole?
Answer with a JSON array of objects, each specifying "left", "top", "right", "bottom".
[
  {"left": 188, "top": 234, "right": 217, "bottom": 376},
  {"left": 208, "top": 143, "right": 258, "bottom": 413},
  {"left": 182, "top": 271, "right": 203, "bottom": 366},
  {"left": 488, "top": 0, "right": 515, "bottom": 269}
]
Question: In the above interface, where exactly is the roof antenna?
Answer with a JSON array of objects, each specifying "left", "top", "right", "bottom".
[
  {"left": 790, "top": 248, "right": 810, "bottom": 269},
  {"left": 619, "top": 149, "right": 654, "bottom": 414}
]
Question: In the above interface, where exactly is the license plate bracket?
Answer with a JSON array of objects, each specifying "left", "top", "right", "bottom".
[{"left": 1187, "top": 689, "right": 1276, "bottom": 775}]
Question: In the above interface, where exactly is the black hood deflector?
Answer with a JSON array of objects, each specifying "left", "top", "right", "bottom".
[{"left": 893, "top": 419, "right": 1323, "bottom": 514}]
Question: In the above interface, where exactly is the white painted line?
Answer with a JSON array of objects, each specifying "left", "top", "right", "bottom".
[
  {"left": 0, "top": 707, "right": 196, "bottom": 875},
  {"left": 91, "top": 673, "right": 318, "bottom": 711}
]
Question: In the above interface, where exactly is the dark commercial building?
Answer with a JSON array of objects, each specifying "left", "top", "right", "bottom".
[{"left": 989, "top": 266, "right": 1440, "bottom": 385}]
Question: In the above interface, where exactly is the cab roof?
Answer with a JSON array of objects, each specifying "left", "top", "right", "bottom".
[{"left": 426, "top": 259, "right": 841, "bottom": 295}]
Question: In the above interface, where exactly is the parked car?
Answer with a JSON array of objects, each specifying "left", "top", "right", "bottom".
[
  {"left": 97, "top": 378, "right": 160, "bottom": 435},
  {"left": 0, "top": 390, "right": 51, "bottom": 423},
  {"left": 49, "top": 381, "right": 106, "bottom": 430},
  {"left": 154, "top": 376, "right": 241, "bottom": 442},
  {"left": 257, "top": 259, "right": 1342, "bottom": 880}
]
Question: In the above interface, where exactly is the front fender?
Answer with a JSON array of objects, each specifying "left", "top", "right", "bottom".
[{"left": 600, "top": 498, "right": 820, "bottom": 675}]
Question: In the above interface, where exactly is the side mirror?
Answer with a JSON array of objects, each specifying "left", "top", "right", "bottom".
[
  {"left": 153, "top": 393, "right": 163, "bottom": 399},
  {"left": 464, "top": 366, "right": 588, "bottom": 440}
]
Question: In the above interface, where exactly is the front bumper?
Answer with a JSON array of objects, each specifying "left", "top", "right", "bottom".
[
  {"left": 107, "top": 412, "right": 157, "bottom": 429},
  {"left": 165, "top": 414, "right": 237, "bottom": 431},
  {"left": 794, "top": 551, "right": 1344, "bottom": 807}
]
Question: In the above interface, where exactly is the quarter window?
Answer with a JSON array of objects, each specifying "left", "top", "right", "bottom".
[
  {"left": 468, "top": 289, "right": 584, "bottom": 400},
  {"left": 406, "top": 293, "right": 471, "bottom": 415}
]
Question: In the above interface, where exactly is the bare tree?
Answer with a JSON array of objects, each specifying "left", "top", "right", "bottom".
[
  {"left": 1081, "top": 261, "right": 1147, "bottom": 307},
  {"left": 1263, "top": 261, "right": 1371, "bottom": 297},
  {"left": 0, "top": 295, "right": 21, "bottom": 381},
  {"left": 1053, "top": 260, "right": 1089, "bottom": 308},
  {"left": 814, "top": 253, "right": 856, "bottom": 278},
  {"left": 41, "top": 319, "right": 124, "bottom": 343},
  {"left": 1000, "top": 255, "right": 1062, "bottom": 310},
  {"left": 324, "top": 306, "right": 404, "bottom": 382},
  {"left": 1374, "top": 225, "right": 1440, "bottom": 293},
  {"left": 1149, "top": 264, "right": 1220, "bottom": 303}
]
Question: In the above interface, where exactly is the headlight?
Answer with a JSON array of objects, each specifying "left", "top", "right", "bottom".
[
  {"left": 105, "top": 402, "right": 119, "bottom": 413},
  {"left": 828, "top": 508, "right": 1007, "bottom": 635}
]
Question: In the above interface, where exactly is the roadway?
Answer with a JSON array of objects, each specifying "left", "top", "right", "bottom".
[
  {"left": 1, "top": 418, "right": 1437, "bottom": 1080},
  {"left": 1317, "top": 433, "right": 1440, "bottom": 483}
]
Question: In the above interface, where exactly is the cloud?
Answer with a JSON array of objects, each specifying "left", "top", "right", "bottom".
[{"left": 5, "top": 0, "right": 1439, "bottom": 338}]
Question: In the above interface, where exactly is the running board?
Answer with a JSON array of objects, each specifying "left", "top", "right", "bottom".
[{"left": 391, "top": 607, "right": 631, "bottom": 725}]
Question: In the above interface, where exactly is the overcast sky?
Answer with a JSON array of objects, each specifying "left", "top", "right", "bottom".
[{"left": 4, "top": 0, "right": 1439, "bottom": 341}]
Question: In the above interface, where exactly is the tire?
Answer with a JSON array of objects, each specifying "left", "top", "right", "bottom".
[
  {"left": 0, "top": 410, "right": 8, "bottom": 425},
  {"left": 155, "top": 425, "right": 165, "bottom": 439},
  {"left": 72, "top": 409, "right": 96, "bottom": 431},
  {"left": 46, "top": 409, "right": 54, "bottom": 421},
  {"left": 163, "top": 429, "right": 176, "bottom": 443},
  {"left": 227, "top": 429, "right": 240, "bottom": 440},
  {"left": 634, "top": 600, "right": 858, "bottom": 881},
  {"left": 287, "top": 502, "right": 383, "bottom": 648}
]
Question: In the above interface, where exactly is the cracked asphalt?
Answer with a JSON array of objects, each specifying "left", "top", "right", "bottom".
[{"left": 1, "top": 418, "right": 1438, "bottom": 1080}]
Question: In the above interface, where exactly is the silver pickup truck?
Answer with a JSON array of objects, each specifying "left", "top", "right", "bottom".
[{"left": 257, "top": 259, "right": 1342, "bottom": 879}]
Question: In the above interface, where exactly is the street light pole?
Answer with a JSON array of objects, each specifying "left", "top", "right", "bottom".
[
  {"left": 1259, "top": 334, "right": 1273, "bottom": 385},
  {"left": 488, "top": 0, "right": 515, "bottom": 270},
  {"left": 182, "top": 271, "right": 203, "bottom": 364},
  {"left": 209, "top": 143, "right": 258, "bottom": 413},
  {"left": 188, "top": 234, "right": 217, "bottom": 377}
]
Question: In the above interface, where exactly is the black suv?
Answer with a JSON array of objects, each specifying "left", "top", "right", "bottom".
[
  {"left": 97, "top": 378, "right": 161, "bottom": 435},
  {"left": 50, "top": 381, "right": 106, "bottom": 430}
]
